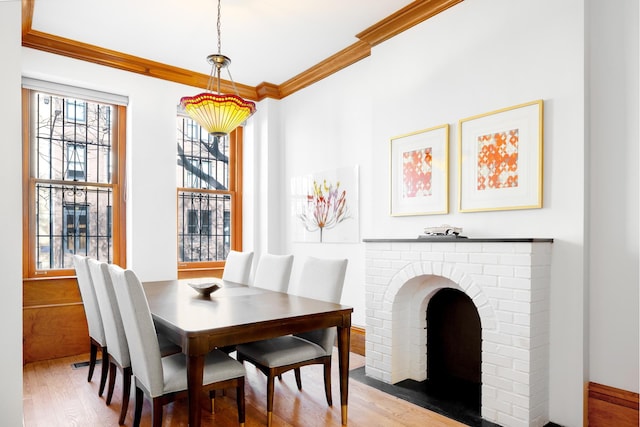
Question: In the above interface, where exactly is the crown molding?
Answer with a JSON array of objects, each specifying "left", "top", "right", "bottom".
[
  {"left": 357, "top": 0, "right": 463, "bottom": 47},
  {"left": 21, "top": 0, "right": 463, "bottom": 101},
  {"left": 21, "top": 28, "right": 259, "bottom": 101},
  {"left": 255, "top": 82, "right": 281, "bottom": 100},
  {"left": 21, "top": 0, "right": 34, "bottom": 35},
  {"left": 279, "top": 40, "right": 372, "bottom": 99}
]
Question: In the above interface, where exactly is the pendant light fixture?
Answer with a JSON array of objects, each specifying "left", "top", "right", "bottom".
[{"left": 180, "top": 0, "right": 256, "bottom": 137}]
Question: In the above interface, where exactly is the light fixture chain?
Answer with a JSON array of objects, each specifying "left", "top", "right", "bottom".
[
  {"left": 217, "top": 0, "right": 222, "bottom": 55},
  {"left": 225, "top": 67, "right": 240, "bottom": 98}
]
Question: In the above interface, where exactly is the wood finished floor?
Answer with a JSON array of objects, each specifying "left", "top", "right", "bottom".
[{"left": 23, "top": 350, "right": 467, "bottom": 427}]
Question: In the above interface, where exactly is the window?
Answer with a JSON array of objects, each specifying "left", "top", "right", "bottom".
[
  {"left": 23, "top": 88, "right": 126, "bottom": 277},
  {"left": 176, "top": 117, "right": 243, "bottom": 269},
  {"left": 185, "top": 159, "right": 212, "bottom": 188},
  {"left": 65, "top": 99, "right": 87, "bottom": 123},
  {"left": 186, "top": 208, "right": 211, "bottom": 236},
  {"left": 63, "top": 204, "right": 88, "bottom": 253},
  {"left": 65, "top": 143, "right": 87, "bottom": 180}
]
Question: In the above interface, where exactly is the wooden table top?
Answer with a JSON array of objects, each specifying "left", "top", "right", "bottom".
[{"left": 143, "top": 279, "right": 353, "bottom": 348}]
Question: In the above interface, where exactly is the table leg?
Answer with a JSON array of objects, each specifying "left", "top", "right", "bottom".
[
  {"left": 187, "top": 354, "right": 205, "bottom": 427},
  {"left": 337, "top": 324, "right": 351, "bottom": 425}
]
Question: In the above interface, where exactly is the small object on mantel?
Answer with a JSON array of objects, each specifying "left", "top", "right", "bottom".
[{"left": 420, "top": 224, "right": 465, "bottom": 239}]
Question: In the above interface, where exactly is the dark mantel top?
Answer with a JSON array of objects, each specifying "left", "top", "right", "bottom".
[{"left": 363, "top": 237, "right": 554, "bottom": 243}]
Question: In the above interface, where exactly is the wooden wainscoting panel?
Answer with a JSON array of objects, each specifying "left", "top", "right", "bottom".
[
  {"left": 351, "top": 326, "right": 365, "bottom": 356},
  {"left": 23, "top": 303, "right": 89, "bottom": 364},
  {"left": 23, "top": 276, "right": 81, "bottom": 306},
  {"left": 24, "top": 276, "right": 90, "bottom": 363},
  {"left": 588, "top": 382, "right": 639, "bottom": 427}
]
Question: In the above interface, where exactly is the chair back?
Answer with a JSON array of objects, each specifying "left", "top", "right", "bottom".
[
  {"left": 222, "top": 250, "right": 254, "bottom": 285},
  {"left": 252, "top": 253, "right": 294, "bottom": 292},
  {"left": 88, "top": 259, "right": 130, "bottom": 367},
  {"left": 291, "top": 256, "right": 348, "bottom": 303},
  {"left": 108, "top": 264, "right": 164, "bottom": 397},
  {"left": 73, "top": 255, "right": 105, "bottom": 345},
  {"left": 293, "top": 256, "right": 348, "bottom": 354}
]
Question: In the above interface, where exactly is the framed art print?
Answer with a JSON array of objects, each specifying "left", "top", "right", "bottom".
[
  {"left": 291, "top": 166, "right": 359, "bottom": 243},
  {"left": 458, "top": 100, "right": 543, "bottom": 212},
  {"left": 390, "top": 124, "right": 449, "bottom": 216}
]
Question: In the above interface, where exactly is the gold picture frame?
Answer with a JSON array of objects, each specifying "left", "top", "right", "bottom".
[
  {"left": 458, "top": 100, "right": 543, "bottom": 212},
  {"left": 390, "top": 124, "right": 449, "bottom": 216}
]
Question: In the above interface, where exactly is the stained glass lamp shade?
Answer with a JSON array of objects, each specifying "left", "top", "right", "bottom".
[{"left": 180, "top": 92, "right": 256, "bottom": 137}]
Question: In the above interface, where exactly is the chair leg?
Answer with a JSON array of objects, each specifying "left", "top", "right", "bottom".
[
  {"left": 106, "top": 360, "right": 117, "bottom": 405},
  {"left": 237, "top": 378, "right": 245, "bottom": 426},
  {"left": 133, "top": 387, "right": 144, "bottom": 427},
  {"left": 266, "top": 370, "right": 276, "bottom": 427},
  {"left": 210, "top": 389, "right": 216, "bottom": 414},
  {"left": 118, "top": 367, "right": 132, "bottom": 425},
  {"left": 323, "top": 360, "right": 332, "bottom": 407},
  {"left": 151, "top": 397, "right": 164, "bottom": 427},
  {"left": 88, "top": 341, "right": 98, "bottom": 382},
  {"left": 98, "top": 345, "right": 109, "bottom": 397},
  {"left": 294, "top": 368, "right": 302, "bottom": 390}
]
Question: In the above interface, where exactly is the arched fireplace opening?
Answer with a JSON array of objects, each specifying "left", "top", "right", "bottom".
[{"left": 426, "top": 287, "right": 482, "bottom": 412}]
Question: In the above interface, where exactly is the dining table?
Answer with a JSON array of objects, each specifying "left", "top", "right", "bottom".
[{"left": 142, "top": 278, "right": 353, "bottom": 427}]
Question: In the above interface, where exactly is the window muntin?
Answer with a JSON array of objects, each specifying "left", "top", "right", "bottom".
[
  {"left": 25, "top": 90, "right": 125, "bottom": 275},
  {"left": 177, "top": 117, "right": 241, "bottom": 266}
]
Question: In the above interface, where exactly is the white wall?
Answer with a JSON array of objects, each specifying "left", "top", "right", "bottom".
[
  {"left": 0, "top": 1, "right": 24, "bottom": 425},
  {"left": 588, "top": 0, "right": 639, "bottom": 393},
  {"left": 272, "top": 0, "right": 637, "bottom": 425},
  {"left": 244, "top": 98, "right": 289, "bottom": 264},
  {"left": 12, "top": 0, "right": 639, "bottom": 426}
]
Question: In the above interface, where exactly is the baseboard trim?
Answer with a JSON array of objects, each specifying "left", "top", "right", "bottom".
[{"left": 588, "top": 381, "right": 639, "bottom": 427}]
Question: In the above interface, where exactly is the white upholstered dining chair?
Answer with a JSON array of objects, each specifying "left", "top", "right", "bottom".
[
  {"left": 73, "top": 255, "right": 109, "bottom": 397},
  {"left": 236, "top": 256, "right": 348, "bottom": 427},
  {"left": 221, "top": 250, "right": 254, "bottom": 285},
  {"left": 251, "top": 253, "right": 294, "bottom": 293},
  {"left": 217, "top": 250, "right": 256, "bottom": 354},
  {"left": 88, "top": 259, "right": 181, "bottom": 424},
  {"left": 87, "top": 258, "right": 132, "bottom": 423},
  {"left": 108, "top": 264, "right": 246, "bottom": 427}
]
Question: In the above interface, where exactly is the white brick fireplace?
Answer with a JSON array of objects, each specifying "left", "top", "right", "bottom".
[{"left": 363, "top": 238, "right": 553, "bottom": 427}]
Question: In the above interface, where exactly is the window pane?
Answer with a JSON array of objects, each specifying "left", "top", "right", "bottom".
[
  {"left": 34, "top": 182, "right": 113, "bottom": 269},
  {"left": 176, "top": 117, "right": 228, "bottom": 190},
  {"left": 65, "top": 99, "right": 87, "bottom": 123},
  {"left": 177, "top": 191, "right": 231, "bottom": 262},
  {"left": 200, "top": 209, "right": 211, "bottom": 236},
  {"left": 187, "top": 209, "right": 198, "bottom": 234},
  {"left": 66, "top": 143, "right": 87, "bottom": 180},
  {"left": 34, "top": 93, "right": 113, "bottom": 183}
]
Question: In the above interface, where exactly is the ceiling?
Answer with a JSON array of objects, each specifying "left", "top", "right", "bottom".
[{"left": 29, "top": 0, "right": 415, "bottom": 89}]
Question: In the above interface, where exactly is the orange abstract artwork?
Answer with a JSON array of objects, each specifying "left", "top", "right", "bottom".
[
  {"left": 403, "top": 148, "right": 432, "bottom": 198},
  {"left": 477, "top": 129, "right": 519, "bottom": 190}
]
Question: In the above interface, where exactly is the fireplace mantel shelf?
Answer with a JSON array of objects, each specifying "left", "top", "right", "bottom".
[{"left": 363, "top": 237, "right": 554, "bottom": 243}]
